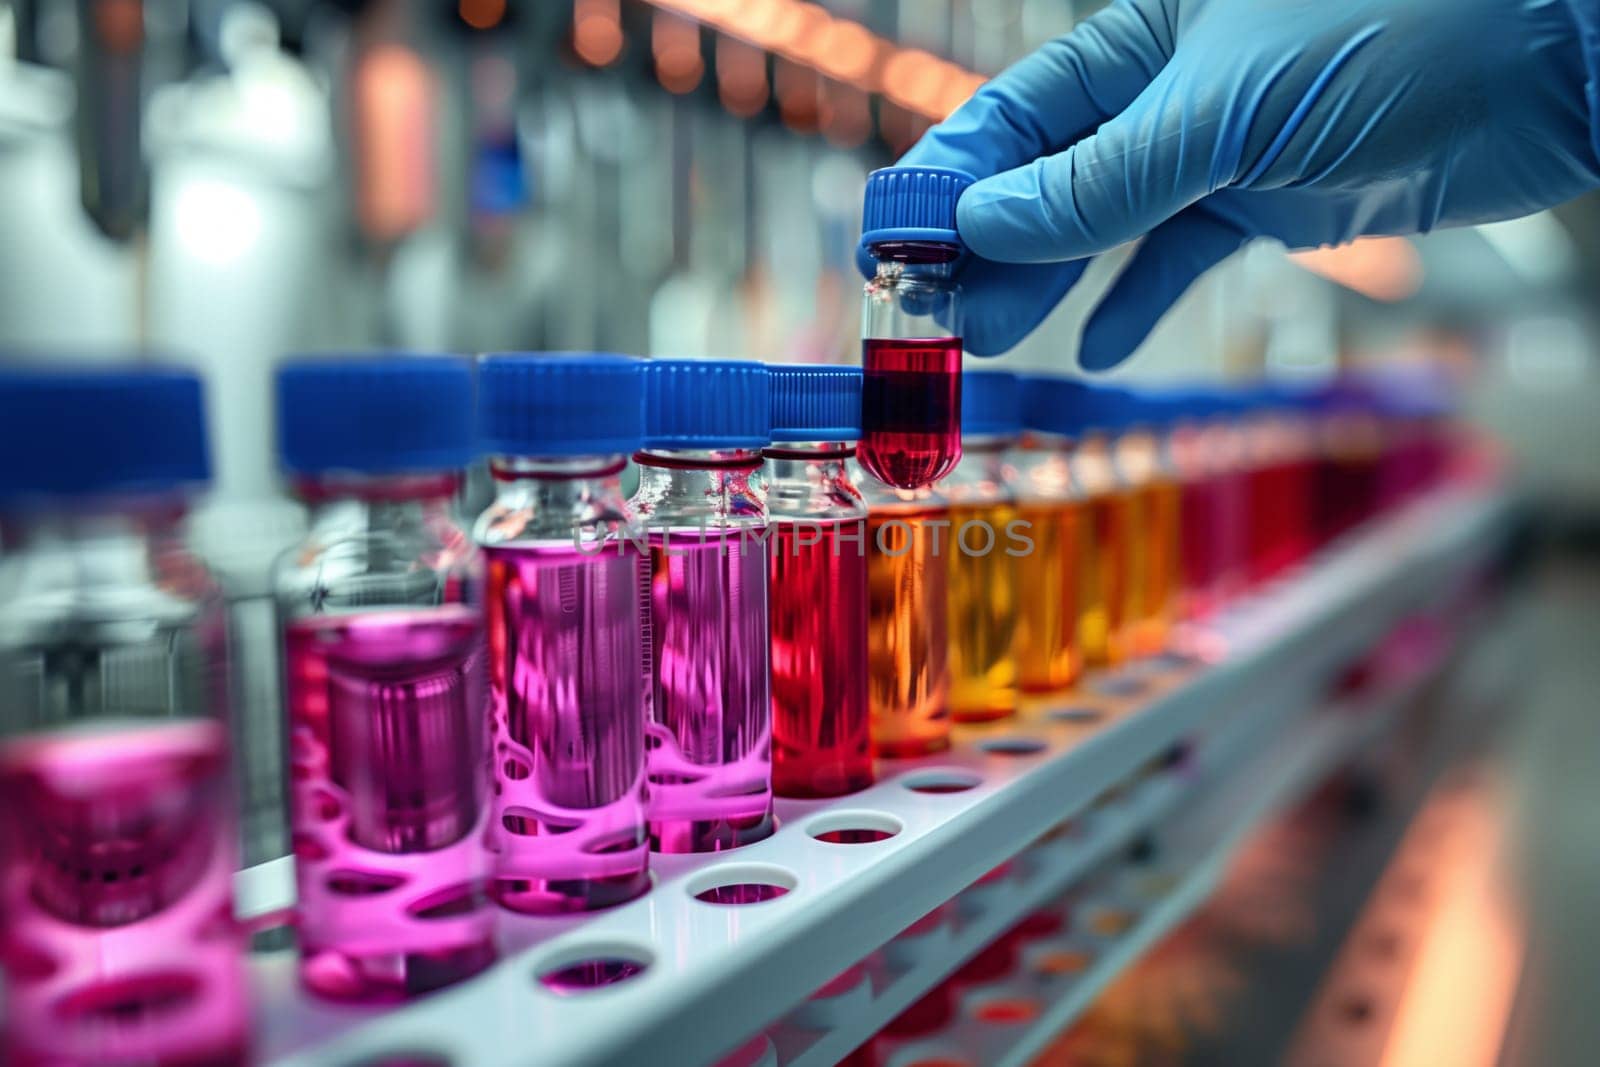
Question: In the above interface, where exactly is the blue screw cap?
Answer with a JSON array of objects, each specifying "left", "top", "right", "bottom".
[
  {"left": 860, "top": 165, "right": 976, "bottom": 250},
  {"left": 478, "top": 353, "right": 645, "bottom": 457},
  {"left": 641, "top": 359, "right": 770, "bottom": 451},
  {"left": 277, "top": 353, "right": 476, "bottom": 476},
  {"left": 767, "top": 364, "right": 861, "bottom": 442},
  {"left": 0, "top": 362, "right": 212, "bottom": 503},
  {"left": 961, "top": 370, "right": 1021, "bottom": 437},
  {"left": 1017, "top": 376, "right": 1120, "bottom": 437}
]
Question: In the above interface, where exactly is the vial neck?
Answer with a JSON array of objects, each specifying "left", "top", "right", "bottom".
[
  {"left": 2, "top": 496, "right": 187, "bottom": 553},
  {"left": 298, "top": 472, "right": 461, "bottom": 532},
  {"left": 632, "top": 448, "right": 767, "bottom": 527},
  {"left": 480, "top": 455, "right": 633, "bottom": 543},
  {"left": 869, "top": 241, "right": 961, "bottom": 268},
  {"left": 762, "top": 441, "right": 855, "bottom": 462}
]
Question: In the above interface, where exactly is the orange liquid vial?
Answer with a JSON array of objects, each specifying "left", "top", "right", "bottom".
[
  {"left": 1012, "top": 499, "right": 1086, "bottom": 693},
  {"left": 862, "top": 491, "right": 951, "bottom": 757},
  {"left": 946, "top": 500, "right": 1020, "bottom": 721},
  {"left": 1130, "top": 477, "right": 1181, "bottom": 655}
]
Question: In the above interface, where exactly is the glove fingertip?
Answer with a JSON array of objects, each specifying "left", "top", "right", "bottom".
[{"left": 1077, "top": 314, "right": 1142, "bottom": 372}]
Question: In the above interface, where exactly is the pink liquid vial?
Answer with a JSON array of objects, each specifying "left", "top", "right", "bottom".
[
  {"left": 858, "top": 338, "right": 963, "bottom": 491},
  {"left": 633, "top": 359, "right": 774, "bottom": 853},
  {"left": 283, "top": 608, "right": 493, "bottom": 1000},
  {"left": 475, "top": 354, "right": 653, "bottom": 912},
  {"left": 0, "top": 723, "right": 248, "bottom": 1067},
  {"left": 645, "top": 531, "right": 774, "bottom": 851},
  {"left": 481, "top": 545, "right": 650, "bottom": 911},
  {"left": 858, "top": 165, "right": 975, "bottom": 491},
  {"left": 275, "top": 354, "right": 494, "bottom": 1001},
  {"left": 0, "top": 364, "right": 248, "bottom": 1066}
]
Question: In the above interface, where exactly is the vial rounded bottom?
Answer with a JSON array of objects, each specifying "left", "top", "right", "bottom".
[
  {"left": 491, "top": 868, "right": 652, "bottom": 915},
  {"left": 649, "top": 812, "right": 776, "bottom": 855},
  {"left": 299, "top": 939, "right": 497, "bottom": 1002}
]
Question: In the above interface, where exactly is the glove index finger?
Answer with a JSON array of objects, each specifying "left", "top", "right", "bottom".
[
  {"left": 957, "top": 63, "right": 1214, "bottom": 264},
  {"left": 897, "top": 0, "right": 1172, "bottom": 180}
]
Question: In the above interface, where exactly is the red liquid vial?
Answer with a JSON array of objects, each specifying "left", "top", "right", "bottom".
[
  {"left": 770, "top": 518, "right": 872, "bottom": 795},
  {"left": 858, "top": 337, "right": 963, "bottom": 490},
  {"left": 858, "top": 165, "right": 975, "bottom": 491},
  {"left": 764, "top": 365, "right": 873, "bottom": 797}
]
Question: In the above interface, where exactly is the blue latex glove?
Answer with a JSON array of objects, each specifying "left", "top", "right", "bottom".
[{"left": 898, "top": 0, "right": 1600, "bottom": 368}]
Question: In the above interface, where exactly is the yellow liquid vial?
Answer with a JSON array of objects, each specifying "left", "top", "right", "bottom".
[
  {"left": 1079, "top": 488, "right": 1135, "bottom": 668},
  {"left": 947, "top": 501, "right": 1019, "bottom": 721},
  {"left": 1012, "top": 499, "right": 1085, "bottom": 693},
  {"left": 866, "top": 505, "right": 950, "bottom": 756},
  {"left": 1129, "top": 477, "right": 1181, "bottom": 656}
]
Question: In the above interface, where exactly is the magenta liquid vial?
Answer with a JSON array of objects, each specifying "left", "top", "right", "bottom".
[
  {"left": 632, "top": 360, "right": 774, "bottom": 853},
  {"left": 857, "top": 165, "right": 975, "bottom": 490},
  {"left": 0, "top": 366, "right": 248, "bottom": 1067},
  {"left": 764, "top": 365, "right": 873, "bottom": 799},
  {"left": 273, "top": 355, "right": 494, "bottom": 1002},
  {"left": 474, "top": 354, "right": 651, "bottom": 913}
]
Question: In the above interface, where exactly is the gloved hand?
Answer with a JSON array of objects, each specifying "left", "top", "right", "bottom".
[{"left": 897, "top": 0, "right": 1600, "bottom": 367}]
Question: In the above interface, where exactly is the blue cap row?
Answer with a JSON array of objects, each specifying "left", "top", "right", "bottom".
[
  {"left": 0, "top": 363, "right": 211, "bottom": 503},
  {"left": 2, "top": 355, "right": 1449, "bottom": 504}
]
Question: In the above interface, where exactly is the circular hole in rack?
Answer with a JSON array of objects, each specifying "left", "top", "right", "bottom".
[
  {"left": 1088, "top": 908, "right": 1137, "bottom": 937},
  {"left": 535, "top": 942, "right": 655, "bottom": 995},
  {"left": 806, "top": 810, "right": 903, "bottom": 844},
  {"left": 978, "top": 736, "right": 1047, "bottom": 757},
  {"left": 346, "top": 1054, "right": 454, "bottom": 1067},
  {"left": 1091, "top": 675, "right": 1147, "bottom": 698},
  {"left": 1048, "top": 706, "right": 1104, "bottom": 724},
  {"left": 972, "top": 996, "right": 1041, "bottom": 1024},
  {"left": 687, "top": 863, "right": 798, "bottom": 906},
  {"left": 901, "top": 769, "right": 983, "bottom": 795},
  {"left": 1033, "top": 947, "right": 1095, "bottom": 976},
  {"left": 1368, "top": 929, "right": 1403, "bottom": 960},
  {"left": 1339, "top": 993, "right": 1375, "bottom": 1025},
  {"left": 1146, "top": 652, "right": 1200, "bottom": 673}
]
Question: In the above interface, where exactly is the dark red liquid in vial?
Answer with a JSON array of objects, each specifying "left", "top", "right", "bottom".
[
  {"left": 858, "top": 337, "right": 962, "bottom": 490},
  {"left": 769, "top": 519, "right": 873, "bottom": 798}
]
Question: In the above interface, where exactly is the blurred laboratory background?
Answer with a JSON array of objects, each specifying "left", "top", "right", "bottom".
[{"left": 1, "top": 1, "right": 1598, "bottom": 1064}]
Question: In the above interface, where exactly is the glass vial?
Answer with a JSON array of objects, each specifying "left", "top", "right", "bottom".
[
  {"left": 0, "top": 366, "right": 248, "bottom": 1067},
  {"left": 857, "top": 165, "right": 975, "bottom": 491},
  {"left": 273, "top": 355, "right": 494, "bottom": 1002},
  {"left": 1109, "top": 389, "right": 1182, "bottom": 659},
  {"left": 632, "top": 360, "right": 774, "bottom": 853},
  {"left": 475, "top": 354, "right": 650, "bottom": 913},
  {"left": 852, "top": 462, "right": 951, "bottom": 757},
  {"left": 1243, "top": 387, "right": 1316, "bottom": 583},
  {"left": 764, "top": 365, "right": 873, "bottom": 798},
  {"left": 939, "top": 370, "right": 1021, "bottom": 722},
  {"left": 1055, "top": 381, "right": 1137, "bottom": 669},
  {"left": 1012, "top": 375, "right": 1091, "bottom": 693}
]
